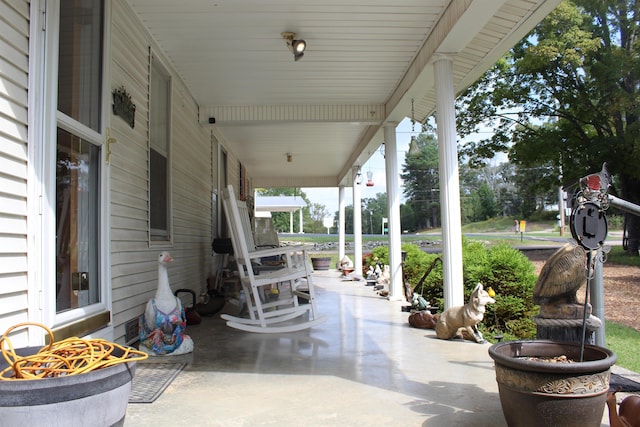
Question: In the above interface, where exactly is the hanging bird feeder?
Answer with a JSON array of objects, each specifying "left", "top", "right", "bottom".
[{"left": 366, "top": 170, "right": 374, "bottom": 187}]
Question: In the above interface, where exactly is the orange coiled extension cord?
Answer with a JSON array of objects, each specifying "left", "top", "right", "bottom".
[{"left": 0, "top": 322, "right": 148, "bottom": 380}]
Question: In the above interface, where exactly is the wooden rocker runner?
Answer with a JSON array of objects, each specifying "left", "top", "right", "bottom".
[{"left": 220, "top": 185, "right": 327, "bottom": 333}]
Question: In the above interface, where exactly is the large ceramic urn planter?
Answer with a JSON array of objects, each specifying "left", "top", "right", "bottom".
[{"left": 488, "top": 340, "right": 616, "bottom": 427}]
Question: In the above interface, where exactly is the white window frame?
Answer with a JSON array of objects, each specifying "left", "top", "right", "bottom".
[
  {"left": 148, "top": 50, "right": 173, "bottom": 245},
  {"left": 29, "top": 0, "right": 113, "bottom": 337}
]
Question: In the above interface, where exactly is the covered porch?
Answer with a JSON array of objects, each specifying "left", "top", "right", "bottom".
[
  {"left": 124, "top": 270, "right": 615, "bottom": 426},
  {"left": 125, "top": 270, "right": 506, "bottom": 426},
  {"left": 0, "top": 0, "right": 565, "bottom": 348},
  {"left": 124, "top": 0, "right": 564, "bottom": 311}
]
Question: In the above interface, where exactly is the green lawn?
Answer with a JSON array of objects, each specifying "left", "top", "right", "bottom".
[
  {"left": 606, "top": 321, "right": 640, "bottom": 372},
  {"left": 602, "top": 249, "right": 640, "bottom": 372},
  {"left": 607, "top": 245, "right": 640, "bottom": 267}
]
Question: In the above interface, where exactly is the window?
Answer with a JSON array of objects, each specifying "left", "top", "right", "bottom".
[
  {"left": 58, "top": 0, "right": 104, "bottom": 132},
  {"left": 239, "top": 162, "right": 246, "bottom": 200},
  {"left": 149, "top": 55, "right": 172, "bottom": 242},
  {"left": 55, "top": 129, "right": 101, "bottom": 311},
  {"left": 219, "top": 148, "right": 228, "bottom": 238},
  {"left": 55, "top": 0, "right": 104, "bottom": 313}
]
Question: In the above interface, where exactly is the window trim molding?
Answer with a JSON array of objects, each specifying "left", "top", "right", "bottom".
[
  {"left": 30, "top": 0, "right": 113, "bottom": 337},
  {"left": 148, "top": 49, "right": 174, "bottom": 246}
]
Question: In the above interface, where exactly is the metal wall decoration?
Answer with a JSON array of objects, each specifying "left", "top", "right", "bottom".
[
  {"left": 112, "top": 87, "right": 136, "bottom": 128},
  {"left": 568, "top": 163, "right": 610, "bottom": 250},
  {"left": 565, "top": 163, "right": 610, "bottom": 360}
]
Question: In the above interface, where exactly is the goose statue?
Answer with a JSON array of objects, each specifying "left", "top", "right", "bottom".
[{"left": 139, "top": 252, "right": 194, "bottom": 356}]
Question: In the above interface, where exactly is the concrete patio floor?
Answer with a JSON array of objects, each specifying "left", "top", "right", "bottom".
[{"left": 124, "top": 270, "right": 617, "bottom": 426}]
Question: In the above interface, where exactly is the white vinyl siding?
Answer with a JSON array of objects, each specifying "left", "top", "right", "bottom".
[
  {"left": 109, "top": 0, "right": 215, "bottom": 343},
  {"left": 0, "top": 0, "right": 30, "bottom": 340}
]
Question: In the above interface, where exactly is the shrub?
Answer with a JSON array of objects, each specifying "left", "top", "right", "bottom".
[{"left": 399, "top": 240, "right": 538, "bottom": 340}]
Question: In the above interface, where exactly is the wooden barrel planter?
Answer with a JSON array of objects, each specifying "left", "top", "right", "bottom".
[
  {"left": 311, "top": 257, "right": 331, "bottom": 271},
  {"left": 0, "top": 346, "right": 137, "bottom": 427}
]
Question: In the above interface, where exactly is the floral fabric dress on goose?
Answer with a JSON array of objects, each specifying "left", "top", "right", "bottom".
[{"left": 139, "top": 297, "right": 187, "bottom": 355}]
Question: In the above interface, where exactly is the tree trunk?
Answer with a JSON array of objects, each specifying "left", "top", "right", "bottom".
[{"left": 619, "top": 175, "right": 640, "bottom": 255}]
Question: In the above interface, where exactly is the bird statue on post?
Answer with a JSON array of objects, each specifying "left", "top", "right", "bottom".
[
  {"left": 533, "top": 243, "right": 587, "bottom": 307},
  {"left": 139, "top": 252, "right": 194, "bottom": 356}
]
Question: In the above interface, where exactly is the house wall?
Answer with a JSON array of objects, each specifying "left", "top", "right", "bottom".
[
  {"left": 108, "top": 0, "right": 217, "bottom": 343},
  {"left": 0, "top": 0, "right": 244, "bottom": 345},
  {"left": 0, "top": 1, "right": 30, "bottom": 334}
]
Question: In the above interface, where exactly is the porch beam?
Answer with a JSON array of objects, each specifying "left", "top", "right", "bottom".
[{"left": 200, "top": 104, "right": 385, "bottom": 126}]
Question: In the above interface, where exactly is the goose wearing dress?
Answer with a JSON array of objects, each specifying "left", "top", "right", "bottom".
[{"left": 139, "top": 252, "right": 194, "bottom": 355}]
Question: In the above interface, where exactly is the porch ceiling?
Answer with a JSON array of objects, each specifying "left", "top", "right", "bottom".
[{"left": 126, "top": 0, "right": 560, "bottom": 188}]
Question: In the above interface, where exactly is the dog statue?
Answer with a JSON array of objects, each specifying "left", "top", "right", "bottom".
[{"left": 435, "top": 283, "right": 495, "bottom": 343}]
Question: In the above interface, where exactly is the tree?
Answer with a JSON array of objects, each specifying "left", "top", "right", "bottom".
[
  {"left": 401, "top": 133, "right": 441, "bottom": 230},
  {"left": 400, "top": 203, "right": 416, "bottom": 232},
  {"left": 362, "top": 193, "right": 388, "bottom": 234},
  {"left": 455, "top": 0, "right": 640, "bottom": 252},
  {"left": 308, "top": 203, "right": 330, "bottom": 234},
  {"left": 459, "top": 162, "right": 526, "bottom": 222}
]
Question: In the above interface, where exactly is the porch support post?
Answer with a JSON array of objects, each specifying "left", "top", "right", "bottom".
[
  {"left": 299, "top": 208, "right": 303, "bottom": 234},
  {"left": 352, "top": 167, "right": 363, "bottom": 275},
  {"left": 434, "top": 55, "right": 464, "bottom": 308},
  {"left": 289, "top": 211, "right": 293, "bottom": 234},
  {"left": 384, "top": 123, "right": 404, "bottom": 301},
  {"left": 338, "top": 186, "right": 346, "bottom": 263}
]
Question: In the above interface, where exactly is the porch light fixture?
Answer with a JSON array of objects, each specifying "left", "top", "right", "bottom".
[
  {"left": 286, "top": 153, "right": 293, "bottom": 163},
  {"left": 281, "top": 32, "right": 306, "bottom": 61}
]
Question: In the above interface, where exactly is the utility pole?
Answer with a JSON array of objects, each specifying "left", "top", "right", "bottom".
[{"left": 558, "top": 186, "right": 566, "bottom": 236}]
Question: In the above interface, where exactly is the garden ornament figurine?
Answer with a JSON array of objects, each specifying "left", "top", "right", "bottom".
[
  {"left": 435, "top": 283, "right": 495, "bottom": 343},
  {"left": 139, "top": 252, "right": 194, "bottom": 356}
]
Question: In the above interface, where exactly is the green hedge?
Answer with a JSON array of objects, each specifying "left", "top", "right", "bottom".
[{"left": 370, "top": 239, "right": 538, "bottom": 341}]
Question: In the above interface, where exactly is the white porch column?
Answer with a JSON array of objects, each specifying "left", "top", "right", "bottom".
[
  {"left": 299, "top": 208, "right": 303, "bottom": 233},
  {"left": 384, "top": 123, "right": 404, "bottom": 301},
  {"left": 434, "top": 55, "right": 464, "bottom": 308},
  {"left": 338, "top": 186, "right": 346, "bottom": 263},
  {"left": 289, "top": 211, "right": 294, "bottom": 234},
  {"left": 352, "top": 167, "right": 363, "bottom": 275}
]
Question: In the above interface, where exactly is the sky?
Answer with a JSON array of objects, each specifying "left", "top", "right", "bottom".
[
  {"left": 302, "top": 117, "right": 505, "bottom": 218},
  {"left": 302, "top": 118, "right": 415, "bottom": 217}
]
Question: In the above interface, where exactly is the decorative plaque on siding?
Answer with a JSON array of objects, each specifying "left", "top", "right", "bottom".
[{"left": 112, "top": 87, "right": 136, "bottom": 128}]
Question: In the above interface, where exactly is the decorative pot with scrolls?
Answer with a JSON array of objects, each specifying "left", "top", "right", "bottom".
[{"left": 488, "top": 339, "right": 616, "bottom": 427}]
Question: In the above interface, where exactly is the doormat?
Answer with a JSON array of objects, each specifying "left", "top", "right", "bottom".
[
  {"left": 129, "top": 362, "right": 186, "bottom": 403},
  {"left": 610, "top": 373, "right": 640, "bottom": 393}
]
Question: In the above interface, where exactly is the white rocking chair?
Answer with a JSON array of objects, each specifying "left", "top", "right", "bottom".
[{"left": 220, "top": 185, "right": 327, "bottom": 333}]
